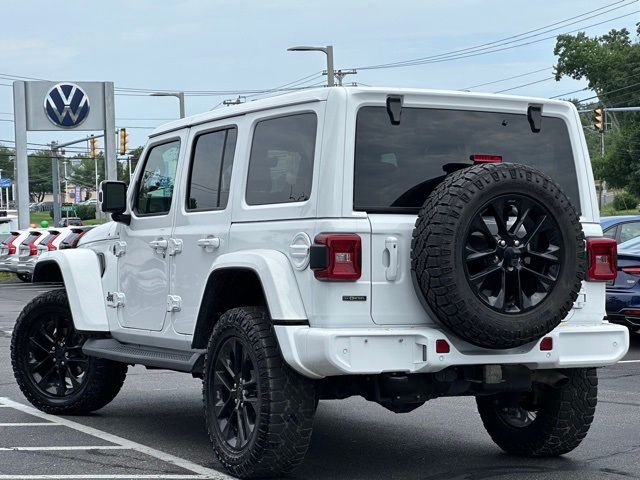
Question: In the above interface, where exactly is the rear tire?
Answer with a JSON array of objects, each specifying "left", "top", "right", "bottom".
[
  {"left": 203, "top": 306, "right": 316, "bottom": 478},
  {"left": 16, "top": 273, "right": 31, "bottom": 283},
  {"left": 476, "top": 368, "right": 597, "bottom": 456},
  {"left": 11, "top": 289, "right": 127, "bottom": 414}
]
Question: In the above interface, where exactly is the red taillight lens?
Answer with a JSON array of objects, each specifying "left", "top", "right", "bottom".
[
  {"left": 70, "top": 230, "right": 87, "bottom": 248},
  {"left": 312, "top": 234, "right": 361, "bottom": 281},
  {"left": 622, "top": 308, "right": 640, "bottom": 316},
  {"left": 622, "top": 267, "right": 640, "bottom": 276},
  {"left": 28, "top": 235, "right": 40, "bottom": 256},
  {"left": 6, "top": 235, "right": 18, "bottom": 255},
  {"left": 435, "top": 339, "right": 450, "bottom": 354},
  {"left": 471, "top": 154, "right": 502, "bottom": 164},
  {"left": 539, "top": 337, "right": 553, "bottom": 351},
  {"left": 46, "top": 233, "right": 60, "bottom": 251},
  {"left": 586, "top": 237, "right": 617, "bottom": 281}
]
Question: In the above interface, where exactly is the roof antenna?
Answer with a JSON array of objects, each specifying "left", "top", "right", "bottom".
[{"left": 223, "top": 96, "right": 246, "bottom": 106}]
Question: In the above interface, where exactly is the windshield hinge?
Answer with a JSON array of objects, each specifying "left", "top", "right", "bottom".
[
  {"left": 527, "top": 104, "right": 543, "bottom": 133},
  {"left": 386, "top": 95, "right": 403, "bottom": 125}
]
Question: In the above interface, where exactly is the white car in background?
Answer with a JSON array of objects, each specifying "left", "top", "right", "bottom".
[
  {"left": 17, "top": 229, "right": 72, "bottom": 279},
  {"left": 0, "top": 230, "right": 33, "bottom": 281}
]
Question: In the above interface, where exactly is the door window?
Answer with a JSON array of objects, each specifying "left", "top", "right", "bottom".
[
  {"left": 246, "top": 113, "right": 317, "bottom": 205},
  {"left": 135, "top": 140, "right": 181, "bottom": 215},
  {"left": 619, "top": 222, "right": 640, "bottom": 243},
  {"left": 186, "top": 128, "right": 237, "bottom": 211}
]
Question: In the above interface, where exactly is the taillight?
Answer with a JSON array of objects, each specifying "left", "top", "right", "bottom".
[
  {"left": 70, "top": 230, "right": 87, "bottom": 248},
  {"left": 471, "top": 154, "right": 502, "bottom": 164},
  {"left": 46, "top": 233, "right": 60, "bottom": 251},
  {"left": 311, "top": 234, "right": 361, "bottom": 281},
  {"left": 6, "top": 235, "right": 18, "bottom": 255},
  {"left": 586, "top": 237, "right": 617, "bottom": 281},
  {"left": 28, "top": 235, "right": 40, "bottom": 256},
  {"left": 622, "top": 267, "right": 640, "bottom": 276}
]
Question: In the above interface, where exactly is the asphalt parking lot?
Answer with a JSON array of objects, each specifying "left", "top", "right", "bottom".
[{"left": 1, "top": 279, "right": 639, "bottom": 480}]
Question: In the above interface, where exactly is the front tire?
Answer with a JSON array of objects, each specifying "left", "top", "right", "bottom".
[
  {"left": 203, "top": 307, "right": 316, "bottom": 479},
  {"left": 476, "top": 368, "right": 597, "bottom": 456},
  {"left": 11, "top": 289, "right": 128, "bottom": 414}
]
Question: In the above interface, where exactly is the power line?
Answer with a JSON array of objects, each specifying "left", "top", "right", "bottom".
[
  {"left": 493, "top": 76, "right": 556, "bottom": 93},
  {"left": 463, "top": 67, "right": 552, "bottom": 90},
  {"left": 351, "top": 2, "right": 638, "bottom": 70}
]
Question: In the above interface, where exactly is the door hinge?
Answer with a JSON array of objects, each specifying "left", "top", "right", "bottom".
[
  {"left": 167, "top": 295, "right": 182, "bottom": 312},
  {"left": 112, "top": 241, "right": 127, "bottom": 257},
  {"left": 106, "top": 291, "right": 126, "bottom": 308},
  {"left": 168, "top": 238, "right": 183, "bottom": 256}
]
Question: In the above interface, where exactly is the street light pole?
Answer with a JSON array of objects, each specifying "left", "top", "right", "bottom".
[
  {"left": 150, "top": 92, "right": 185, "bottom": 118},
  {"left": 288, "top": 45, "right": 335, "bottom": 87}
]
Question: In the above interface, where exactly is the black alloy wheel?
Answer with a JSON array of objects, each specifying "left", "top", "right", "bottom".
[
  {"left": 26, "top": 312, "right": 88, "bottom": 398},
  {"left": 210, "top": 336, "right": 259, "bottom": 450},
  {"left": 11, "top": 289, "right": 128, "bottom": 414},
  {"left": 463, "top": 194, "right": 563, "bottom": 314}
]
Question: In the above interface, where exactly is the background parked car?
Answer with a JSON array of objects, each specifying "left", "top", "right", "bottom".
[
  {"left": 605, "top": 235, "right": 640, "bottom": 334},
  {"left": 602, "top": 215, "right": 640, "bottom": 243},
  {"left": 57, "top": 217, "right": 83, "bottom": 227}
]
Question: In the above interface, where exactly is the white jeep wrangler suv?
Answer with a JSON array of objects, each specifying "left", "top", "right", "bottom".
[{"left": 11, "top": 87, "right": 629, "bottom": 478}]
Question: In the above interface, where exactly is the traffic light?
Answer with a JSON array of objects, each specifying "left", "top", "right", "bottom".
[
  {"left": 119, "top": 128, "right": 129, "bottom": 155},
  {"left": 594, "top": 107, "right": 604, "bottom": 132},
  {"left": 89, "top": 136, "right": 98, "bottom": 158}
]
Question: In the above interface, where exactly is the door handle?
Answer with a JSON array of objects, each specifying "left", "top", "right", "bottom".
[
  {"left": 198, "top": 236, "right": 220, "bottom": 252},
  {"left": 149, "top": 238, "right": 168, "bottom": 252},
  {"left": 385, "top": 236, "right": 399, "bottom": 281}
]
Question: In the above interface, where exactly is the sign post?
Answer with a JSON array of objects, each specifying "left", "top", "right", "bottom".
[{"left": 12, "top": 81, "right": 116, "bottom": 228}]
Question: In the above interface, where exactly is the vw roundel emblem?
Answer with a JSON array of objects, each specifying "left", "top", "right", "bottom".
[{"left": 43, "top": 83, "right": 90, "bottom": 128}]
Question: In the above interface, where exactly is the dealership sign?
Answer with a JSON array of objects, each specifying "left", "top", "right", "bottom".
[{"left": 44, "top": 83, "right": 90, "bottom": 128}]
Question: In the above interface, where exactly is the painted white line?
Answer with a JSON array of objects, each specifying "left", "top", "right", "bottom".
[
  {"left": 0, "top": 476, "right": 211, "bottom": 479},
  {"left": 0, "top": 398, "right": 231, "bottom": 479},
  {"left": 0, "top": 446, "right": 128, "bottom": 451},
  {"left": 0, "top": 422, "right": 57, "bottom": 426},
  {"left": 619, "top": 359, "right": 640, "bottom": 363}
]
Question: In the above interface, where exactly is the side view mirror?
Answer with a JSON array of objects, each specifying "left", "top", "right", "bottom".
[{"left": 99, "top": 181, "right": 131, "bottom": 225}]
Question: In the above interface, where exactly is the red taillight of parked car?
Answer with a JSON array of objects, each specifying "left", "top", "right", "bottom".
[
  {"left": 5, "top": 234, "right": 18, "bottom": 255},
  {"left": 27, "top": 234, "right": 41, "bottom": 256},
  {"left": 621, "top": 267, "right": 640, "bottom": 276},
  {"left": 40, "top": 232, "right": 60, "bottom": 251},
  {"left": 586, "top": 237, "right": 617, "bottom": 281},
  {"left": 311, "top": 234, "right": 362, "bottom": 281}
]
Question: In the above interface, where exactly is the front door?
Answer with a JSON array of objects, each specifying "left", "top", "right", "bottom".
[
  {"left": 118, "top": 135, "right": 185, "bottom": 331},
  {"left": 170, "top": 124, "right": 238, "bottom": 335}
]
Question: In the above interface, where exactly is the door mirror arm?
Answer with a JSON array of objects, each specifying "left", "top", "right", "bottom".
[{"left": 112, "top": 212, "right": 131, "bottom": 225}]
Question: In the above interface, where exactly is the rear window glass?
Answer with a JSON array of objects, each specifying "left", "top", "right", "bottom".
[{"left": 354, "top": 107, "right": 580, "bottom": 213}]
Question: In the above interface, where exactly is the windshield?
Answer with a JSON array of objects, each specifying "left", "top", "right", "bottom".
[{"left": 354, "top": 106, "right": 580, "bottom": 214}]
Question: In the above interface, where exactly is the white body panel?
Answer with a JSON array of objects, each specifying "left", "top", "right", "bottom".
[
  {"left": 37, "top": 249, "right": 109, "bottom": 331},
  {"left": 34, "top": 86, "right": 627, "bottom": 378}
]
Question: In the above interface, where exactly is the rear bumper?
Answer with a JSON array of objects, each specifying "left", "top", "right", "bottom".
[
  {"left": 275, "top": 322, "right": 630, "bottom": 379},
  {"left": 16, "top": 257, "right": 37, "bottom": 274},
  {"left": 0, "top": 256, "right": 18, "bottom": 272}
]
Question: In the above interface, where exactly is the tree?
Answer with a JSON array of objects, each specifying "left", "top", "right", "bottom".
[
  {"left": 27, "top": 149, "right": 53, "bottom": 202},
  {"left": 69, "top": 153, "right": 104, "bottom": 200},
  {"left": 554, "top": 24, "right": 640, "bottom": 193},
  {"left": 0, "top": 145, "right": 14, "bottom": 180}
]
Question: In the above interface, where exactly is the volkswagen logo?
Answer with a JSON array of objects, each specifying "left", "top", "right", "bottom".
[{"left": 43, "top": 83, "right": 90, "bottom": 128}]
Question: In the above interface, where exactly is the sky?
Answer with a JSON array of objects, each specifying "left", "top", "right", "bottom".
[{"left": 0, "top": 0, "right": 638, "bottom": 156}]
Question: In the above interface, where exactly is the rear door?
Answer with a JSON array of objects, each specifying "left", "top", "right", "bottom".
[
  {"left": 170, "top": 123, "right": 238, "bottom": 335},
  {"left": 353, "top": 104, "right": 583, "bottom": 326}
]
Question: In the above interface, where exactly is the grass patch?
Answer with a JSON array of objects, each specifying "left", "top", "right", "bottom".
[
  {"left": 30, "top": 212, "right": 105, "bottom": 227},
  {"left": 0, "top": 271, "right": 15, "bottom": 282},
  {"left": 600, "top": 208, "right": 639, "bottom": 217}
]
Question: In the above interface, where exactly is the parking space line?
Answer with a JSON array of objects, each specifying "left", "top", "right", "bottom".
[
  {"left": 0, "top": 397, "right": 232, "bottom": 479},
  {"left": 618, "top": 359, "right": 640, "bottom": 363},
  {"left": 0, "top": 422, "right": 56, "bottom": 426},
  {"left": 0, "top": 445, "right": 128, "bottom": 451},
  {"left": 0, "top": 476, "right": 212, "bottom": 479}
]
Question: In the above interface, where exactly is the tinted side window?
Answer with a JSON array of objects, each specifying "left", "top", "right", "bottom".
[
  {"left": 354, "top": 107, "right": 580, "bottom": 213},
  {"left": 620, "top": 222, "right": 640, "bottom": 243},
  {"left": 246, "top": 113, "right": 317, "bottom": 205},
  {"left": 187, "top": 128, "right": 237, "bottom": 211},
  {"left": 602, "top": 225, "right": 618, "bottom": 239},
  {"left": 135, "top": 140, "right": 181, "bottom": 215}
]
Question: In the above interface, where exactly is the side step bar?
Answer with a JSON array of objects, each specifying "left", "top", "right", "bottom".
[{"left": 83, "top": 338, "right": 204, "bottom": 373}]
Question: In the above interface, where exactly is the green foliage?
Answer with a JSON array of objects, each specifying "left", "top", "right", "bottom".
[
  {"left": 75, "top": 204, "right": 96, "bottom": 220},
  {"left": 613, "top": 191, "right": 639, "bottom": 211},
  {"left": 28, "top": 149, "right": 54, "bottom": 202},
  {"left": 554, "top": 24, "right": 640, "bottom": 190}
]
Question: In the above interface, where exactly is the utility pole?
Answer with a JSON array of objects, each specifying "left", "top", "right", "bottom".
[
  {"left": 63, "top": 160, "right": 69, "bottom": 205},
  {"left": 325, "top": 69, "right": 357, "bottom": 86},
  {"left": 50, "top": 141, "right": 61, "bottom": 227},
  {"left": 150, "top": 92, "right": 185, "bottom": 118},
  {"left": 0, "top": 169, "right": 3, "bottom": 209},
  {"left": 288, "top": 45, "right": 335, "bottom": 87}
]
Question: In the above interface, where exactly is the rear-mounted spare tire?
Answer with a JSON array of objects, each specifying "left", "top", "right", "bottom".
[{"left": 411, "top": 163, "right": 586, "bottom": 350}]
